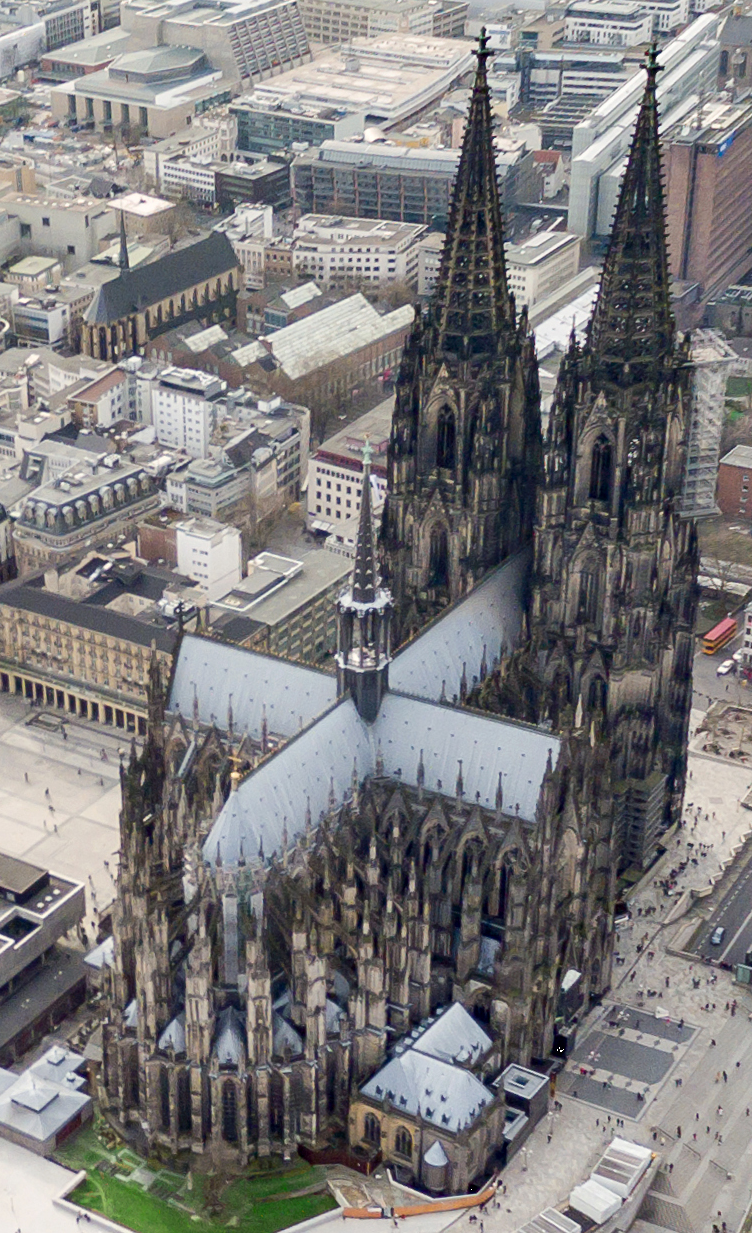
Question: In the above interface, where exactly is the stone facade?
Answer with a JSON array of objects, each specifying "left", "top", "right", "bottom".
[{"left": 99, "top": 39, "right": 696, "bottom": 1190}]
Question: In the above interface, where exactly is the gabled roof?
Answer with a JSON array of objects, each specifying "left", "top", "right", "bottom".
[
  {"left": 84, "top": 232, "right": 238, "bottom": 327},
  {"left": 360, "top": 1049, "right": 494, "bottom": 1134},
  {"left": 203, "top": 691, "right": 560, "bottom": 867},
  {"left": 390, "top": 551, "right": 527, "bottom": 703},
  {"left": 169, "top": 633, "right": 337, "bottom": 739}
]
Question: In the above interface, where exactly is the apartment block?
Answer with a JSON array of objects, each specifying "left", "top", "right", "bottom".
[
  {"left": 292, "top": 215, "right": 426, "bottom": 289},
  {"left": 564, "top": 0, "right": 653, "bottom": 46},
  {"left": 152, "top": 368, "right": 227, "bottom": 458}
]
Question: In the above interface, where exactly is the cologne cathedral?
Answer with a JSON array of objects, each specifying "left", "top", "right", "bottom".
[{"left": 100, "top": 37, "right": 697, "bottom": 1190}]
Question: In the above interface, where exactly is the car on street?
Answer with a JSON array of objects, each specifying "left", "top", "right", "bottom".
[
  {"left": 717, "top": 660, "right": 735, "bottom": 676},
  {"left": 711, "top": 926, "right": 725, "bottom": 946}
]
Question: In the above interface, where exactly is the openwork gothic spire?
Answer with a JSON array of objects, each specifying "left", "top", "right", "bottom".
[
  {"left": 431, "top": 28, "right": 511, "bottom": 361},
  {"left": 351, "top": 439, "right": 377, "bottom": 604},
  {"left": 587, "top": 45, "right": 674, "bottom": 386}
]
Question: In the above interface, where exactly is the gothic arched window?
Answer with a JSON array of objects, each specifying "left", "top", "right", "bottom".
[
  {"left": 437, "top": 406, "right": 456, "bottom": 470},
  {"left": 429, "top": 526, "right": 449, "bottom": 586},
  {"left": 394, "top": 1126, "right": 413, "bottom": 1158},
  {"left": 160, "top": 1067, "right": 171, "bottom": 1131},
  {"left": 222, "top": 1080, "right": 238, "bottom": 1143},
  {"left": 364, "top": 1113, "right": 381, "bottom": 1145},
  {"left": 577, "top": 571, "right": 598, "bottom": 624},
  {"left": 589, "top": 434, "right": 613, "bottom": 503},
  {"left": 177, "top": 1069, "right": 191, "bottom": 1134},
  {"left": 587, "top": 676, "right": 607, "bottom": 712}
]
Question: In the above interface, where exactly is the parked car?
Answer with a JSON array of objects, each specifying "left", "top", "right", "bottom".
[
  {"left": 711, "top": 927, "right": 725, "bottom": 946},
  {"left": 733, "top": 649, "right": 745, "bottom": 663},
  {"left": 717, "top": 659, "right": 735, "bottom": 676}
]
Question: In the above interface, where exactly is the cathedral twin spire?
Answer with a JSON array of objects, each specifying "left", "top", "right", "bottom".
[
  {"left": 431, "top": 28, "right": 513, "bottom": 362},
  {"left": 587, "top": 44, "right": 675, "bottom": 385}
]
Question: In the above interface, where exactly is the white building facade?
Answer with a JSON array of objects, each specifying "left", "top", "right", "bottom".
[
  {"left": 176, "top": 516, "right": 242, "bottom": 598},
  {"left": 564, "top": 1, "right": 654, "bottom": 47},
  {"left": 292, "top": 215, "right": 426, "bottom": 289},
  {"left": 151, "top": 369, "right": 226, "bottom": 458}
]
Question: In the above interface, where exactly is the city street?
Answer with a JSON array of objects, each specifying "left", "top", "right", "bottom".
[
  {"left": 693, "top": 633, "right": 750, "bottom": 710},
  {"left": 694, "top": 845, "right": 752, "bottom": 965}
]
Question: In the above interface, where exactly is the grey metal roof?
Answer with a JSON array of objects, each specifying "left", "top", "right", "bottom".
[
  {"left": 169, "top": 633, "right": 337, "bottom": 738},
  {"left": 158, "top": 1013, "right": 186, "bottom": 1054},
  {"left": 29, "top": 1046, "right": 87, "bottom": 1091},
  {"left": 0, "top": 1071, "right": 91, "bottom": 1144},
  {"left": 272, "top": 1012, "right": 303, "bottom": 1057},
  {"left": 408, "top": 1003, "right": 492, "bottom": 1066},
  {"left": 360, "top": 1049, "right": 494, "bottom": 1134},
  {"left": 213, "top": 1006, "right": 246, "bottom": 1066},
  {"left": 423, "top": 1140, "right": 449, "bottom": 1166},
  {"left": 84, "top": 232, "right": 237, "bottom": 327},
  {"left": 203, "top": 692, "right": 560, "bottom": 867},
  {"left": 390, "top": 551, "right": 528, "bottom": 703}
]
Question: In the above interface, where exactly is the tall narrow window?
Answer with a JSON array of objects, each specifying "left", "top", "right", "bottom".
[
  {"left": 222, "top": 1080, "right": 238, "bottom": 1142},
  {"left": 578, "top": 571, "right": 598, "bottom": 624},
  {"left": 364, "top": 1113, "right": 381, "bottom": 1145},
  {"left": 589, "top": 434, "right": 612, "bottom": 502},
  {"left": 437, "top": 406, "right": 456, "bottom": 470},
  {"left": 429, "top": 526, "right": 449, "bottom": 586},
  {"left": 160, "top": 1067, "right": 171, "bottom": 1131}
]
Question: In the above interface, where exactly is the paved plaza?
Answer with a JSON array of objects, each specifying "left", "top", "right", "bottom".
[{"left": 0, "top": 693, "right": 127, "bottom": 940}]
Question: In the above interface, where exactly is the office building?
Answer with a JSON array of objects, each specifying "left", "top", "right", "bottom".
[
  {"left": 38, "top": 26, "right": 131, "bottom": 80},
  {"left": 297, "top": 0, "right": 467, "bottom": 44},
  {"left": 175, "top": 516, "right": 242, "bottom": 598},
  {"left": 292, "top": 141, "right": 461, "bottom": 227},
  {"left": 152, "top": 367, "right": 227, "bottom": 458},
  {"left": 292, "top": 215, "right": 426, "bottom": 289},
  {"left": 142, "top": 116, "right": 237, "bottom": 192},
  {"left": 6, "top": 257, "right": 62, "bottom": 294},
  {"left": 306, "top": 398, "right": 390, "bottom": 533},
  {"left": 211, "top": 547, "right": 351, "bottom": 661},
  {"left": 233, "top": 35, "right": 474, "bottom": 154},
  {"left": 120, "top": 0, "right": 311, "bottom": 84},
  {"left": 214, "top": 204, "right": 274, "bottom": 289},
  {"left": 665, "top": 97, "right": 752, "bottom": 301},
  {"left": 564, "top": 1, "right": 653, "bottom": 47},
  {"left": 568, "top": 11, "right": 723, "bottom": 237},
  {"left": 506, "top": 230, "right": 582, "bottom": 308},
  {"left": 0, "top": 854, "right": 84, "bottom": 1003}
]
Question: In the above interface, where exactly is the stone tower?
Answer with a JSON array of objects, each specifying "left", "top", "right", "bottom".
[
  {"left": 336, "top": 441, "right": 393, "bottom": 722},
  {"left": 380, "top": 29, "right": 541, "bottom": 643},
  {"left": 517, "top": 47, "right": 698, "bottom": 869}
]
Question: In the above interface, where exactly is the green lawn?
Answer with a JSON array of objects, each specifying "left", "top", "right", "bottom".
[
  {"left": 71, "top": 1174, "right": 336, "bottom": 1233},
  {"left": 57, "top": 1118, "right": 336, "bottom": 1233}
]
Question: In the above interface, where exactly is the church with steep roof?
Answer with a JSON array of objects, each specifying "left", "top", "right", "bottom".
[{"left": 100, "top": 38, "right": 697, "bottom": 1191}]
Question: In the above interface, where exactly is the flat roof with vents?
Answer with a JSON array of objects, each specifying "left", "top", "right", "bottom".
[{"left": 0, "top": 854, "right": 48, "bottom": 904}]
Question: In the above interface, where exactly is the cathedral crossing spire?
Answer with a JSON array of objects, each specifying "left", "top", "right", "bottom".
[
  {"left": 431, "top": 27, "right": 512, "bottom": 361},
  {"left": 587, "top": 44, "right": 674, "bottom": 386},
  {"left": 351, "top": 438, "right": 377, "bottom": 605}
]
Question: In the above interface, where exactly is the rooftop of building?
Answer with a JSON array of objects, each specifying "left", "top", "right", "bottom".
[
  {"left": 566, "top": 0, "right": 650, "bottom": 16},
  {"left": 315, "top": 396, "right": 394, "bottom": 467},
  {"left": 122, "top": 0, "right": 308, "bottom": 29},
  {"left": 233, "top": 34, "right": 474, "bottom": 124},
  {"left": 299, "top": 138, "right": 461, "bottom": 172},
  {"left": 507, "top": 229, "right": 580, "bottom": 267},
  {"left": 720, "top": 444, "right": 752, "bottom": 470},
  {"left": 7, "top": 256, "right": 60, "bottom": 277},
  {"left": 0, "top": 560, "right": 193, "bottom": 651},
  {"left": 235, "top": 294, "right": 414, "bottom": 381},
  {"left": 294, "top": 214, "right": 426, "bottom": 246},
  {"left": 212, "top": 545, "right": 350, "bottom": 627},
  {"left": 720, "top": 12, "right": 752, "bottom": 47},
  {"left": 84, "top": 231, "right": 238, "bottom": 327},
  {"left": 663, "top": 94, "right": 752, "bottom": 147},
  {"left": 40, "top": 27, "right": 131, "bottom": 68},
  {"left": 111, "top": 191, "right": 174, "bottom": 219}
]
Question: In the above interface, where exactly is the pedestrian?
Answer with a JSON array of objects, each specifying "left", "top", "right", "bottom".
[
  {"left": 24, "top": 772, "right": 28, "bottom": 783},
  {"left": 696, "top": 1112, "right": 700, "bottom": 1120},
  {"left": 44, "top": 786, "right": 49, "bottom": 797},
  {"left": 723, "top": 1071, "right": 727, "bottom": 1083},
  {"left": 677, "top": 1126, "right": 681, "bottom": 1139},
  {"left": 547, "top": 1133, "right": 552, "bottom": 1143},
  {"left": 718, "top": 1134, "right": 723, "bottom": 1145},
  {"left": 669, "top": 1163, "right": 674, "bottom": 1174}
]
